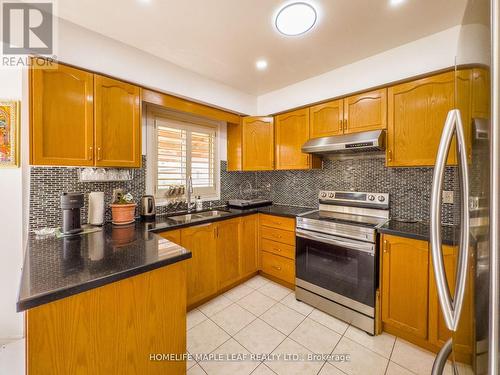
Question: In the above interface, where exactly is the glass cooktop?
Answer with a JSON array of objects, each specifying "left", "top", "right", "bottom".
[{"left": 299, "top": 210, "right": 389, "bottom": 228}]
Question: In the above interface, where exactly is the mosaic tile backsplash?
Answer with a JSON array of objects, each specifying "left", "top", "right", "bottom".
[{"left": 29, "top": 156, "right": 458, "bottom": 231}]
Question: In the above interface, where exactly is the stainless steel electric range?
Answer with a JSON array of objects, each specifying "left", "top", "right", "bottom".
[{"left": 295, "top": 190, "right": 390, "bottom": 335}]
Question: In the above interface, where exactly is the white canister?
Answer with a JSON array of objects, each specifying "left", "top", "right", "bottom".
[{"left": 88, "top": 192, "right": 105, "bottom": 226}]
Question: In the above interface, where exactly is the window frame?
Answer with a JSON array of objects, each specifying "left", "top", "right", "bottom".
[{"left": 146, "top": 106, "right": 221, "bottom": 205}]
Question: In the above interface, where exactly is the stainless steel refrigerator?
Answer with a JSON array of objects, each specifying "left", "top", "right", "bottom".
[{"left": 430, "top": 0, "right": 499, "bottom": 374}]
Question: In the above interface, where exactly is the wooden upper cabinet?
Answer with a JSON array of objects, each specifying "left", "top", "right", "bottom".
[
  {"left": 387, "top": 72, "right": 457, "bottom": 167},
  {"left": 216, "top": 218, "right": 241, "bottom": 289},
  {"left": 344, "top": 89, "right": 387, "bottom": 134},
  {"left": 31, "top": 62, "right": 94, "bottom": 166},
  {"left": 240, "top": 214, "right": 259, "bottom": 276},
  {"left": 242, "top": 117, "right": 274, "bottom": 171},
  {"left": 275, "top": 108, "right": 317, "bottom": 170},
  {"left": 309, "top": 99, "right": 343, "bottom": 138},
  {"left": 381, "top": 235, "right": 429, "bottom": 339},
  {"left": 181, "top": 223, "right": 217, "bottom": 306},
  {"left": 94, "top": 75, "right": 142, "bottom": 167},
  {"left": 227, "top": 120, "right": 242, "bottom": 171}
]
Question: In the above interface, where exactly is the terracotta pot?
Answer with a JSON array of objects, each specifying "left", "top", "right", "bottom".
[{"left": 110, "top": 203, "right": 137, "bottom": 225}]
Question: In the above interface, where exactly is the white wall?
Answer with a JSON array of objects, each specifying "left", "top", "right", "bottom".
[
  {"left": 56, "top": 19, "right": 257, "bottom": 115},
  {"left": 256, "top": 26, "right": 462, "bottom": 115},
  {"left": 0, "top": 67, "right": 25, "bottom": 341}
]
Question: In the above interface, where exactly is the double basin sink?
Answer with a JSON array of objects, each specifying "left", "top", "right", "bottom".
[{"left": 166, "top": 209, "right": 232, "bottom": 224}]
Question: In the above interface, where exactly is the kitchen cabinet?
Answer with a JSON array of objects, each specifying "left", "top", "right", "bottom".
[
  {"left": 94, "top": 75, "right": 142, "bottom": 167},
  {"left": 344, "top": 89, "right": 387, "bottom": 134},
  {"left": 180, "top": 223, "right": 217, "bottom": 306},
  {"left": 471, "top": 67, "right": 490, "bottom": 119},
  {"left": 259, "top": 214, "right": 296, "bottom": 287},
  {"left": 387, "top": 72, "right": 457, "bottom": 167},
  {"left": 381, "top": 235, "right": 429, "bottom": 339},
  {"left": 26, "top": 262, "right": 187, "bottom": 375},
  {"left": 429, "top": 245, "right": 473, "bottom": 364},
  {"left": 159, "top": 229, "right": 181, "bottom": 245},
  {"left": 275, "top": 108, "right": 321, "bottom": 170},
  {"left": 309, "top": 99, "right": 344, "bottom": 138},
  {"left": 309, "top": 89, "right": 387, "bottom": 139},
  {"left": 227, "top": 120, "right": 243, "bottom": 171},
  {"left": 31, "top": 62, "right": 95, "bottom": 166},
  {"left": 30, "top": 62, "right": 142, "bottom": 167},
  {"left": 242, "top": 117, "right": 274, "bottom": 171},
  {"left": 240, "top": 214, "right": 259, "bottom": 276},
  {"left": 216, "top": 218, "right": 241, "bottom": 289}
]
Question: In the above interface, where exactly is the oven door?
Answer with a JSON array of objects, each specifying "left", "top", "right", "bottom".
[{"left": 296, "top": 228, "right": 377, "bottom": 310}]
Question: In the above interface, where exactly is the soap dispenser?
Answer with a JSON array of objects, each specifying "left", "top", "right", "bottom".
[{"left": 196, "top": 196, "right": 203, "bottom": 211}]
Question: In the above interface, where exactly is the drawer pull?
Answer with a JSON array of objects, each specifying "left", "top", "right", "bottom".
[
  {"left": 272, "top": 265, "right": 282, "bottom": 271},
  {"left": 273, "top": 248, "right": 281, "bottom": 252}
]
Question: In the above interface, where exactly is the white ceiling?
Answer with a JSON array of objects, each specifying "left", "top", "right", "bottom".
[{"left": 57, "top": 0, "right": 468, "bottom": 95}]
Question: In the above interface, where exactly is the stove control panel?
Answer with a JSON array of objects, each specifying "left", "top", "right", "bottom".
[{"left": 318, "top": 190, "right": 389, "bottom": 208}]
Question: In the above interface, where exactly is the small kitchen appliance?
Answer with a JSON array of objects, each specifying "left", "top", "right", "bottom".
[
  {"left": 140, "top": 195, "right": 156, "bottom": 220},
  {"left": 61, "top": 192, "right": 84, "bottom": 235},
  {"left": 295, "top": 190, "right": 389, "bottom": 335}
]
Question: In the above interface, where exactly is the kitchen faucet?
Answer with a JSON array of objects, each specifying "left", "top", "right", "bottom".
[{"left": 186, "top": 176, "right": 195, "bottom": 212}]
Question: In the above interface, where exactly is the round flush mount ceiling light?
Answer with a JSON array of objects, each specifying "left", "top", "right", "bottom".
[
  {"left": 275, "top": 2, "right": 317, "bottom": 36},
  {"left": 389, "top": 0, "right": 406, "bottom": 6},
  {"left": 256, "top": 59, "right": 268, "bottom": 70}
]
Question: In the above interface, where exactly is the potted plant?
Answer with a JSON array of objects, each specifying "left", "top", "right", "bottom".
[{"left": 110, "top": 192, "right": 137, "bottom": 225}]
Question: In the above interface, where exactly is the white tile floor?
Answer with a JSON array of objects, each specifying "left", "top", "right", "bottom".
[{"left": 187, "top": 275, "right": 451, "bottom": 375}]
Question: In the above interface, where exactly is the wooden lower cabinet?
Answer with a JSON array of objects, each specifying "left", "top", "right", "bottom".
[
  {"left": 240, "top": 215, "right": 259, "bottom": 276},
  {"left": 381, "top": 234, "right": 473, "bottom": 363},
  {"left": 26, "top": 262, "right": 187, "bottom": 375},
  {"left": 181, "top": 223, "right": 217, "bottom": 306},
  {"left": 159, "top": 229, "right": 181, "bottom": 245},
  {"left": 216, "top": 218, "right": 241, "bottom": 289},
  {"left": 381, "top": 235, "right": 429, "bottom": 339},
  {"left": 261, "top": 251, "right": 295, "bottom": 284}
]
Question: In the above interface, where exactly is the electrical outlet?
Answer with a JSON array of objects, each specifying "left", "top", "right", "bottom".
[{"left": 442, "top": 191, "right": 454, "bottom": 204}]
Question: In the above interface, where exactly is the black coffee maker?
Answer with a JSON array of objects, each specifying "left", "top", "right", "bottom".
[{"left": 61, "top": 192, "right": 84, "bottom": 234}]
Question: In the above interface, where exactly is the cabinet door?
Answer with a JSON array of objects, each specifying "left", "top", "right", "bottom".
[
  {"left": 387, "top": 72, "right": 456, "bottom": 167},
  {"left": 344, "top": 89, "right": 387, "bottom": 134},
  {"left": 216, "top": 218, "right": 241, "bottom": 289},
  {"left": 240, "top": 214, "right": 259, "bottom": 276},
  {"left": 31, "top": 62, "right": 94, "bottom": 166},
  {"left": 181, "top": 224, "right": 217, "bottom": 306},
  {"left": 159, "top": 229, "right": 181, "bottom": 245},
  {"left": 275, "top": 108, "right": 311, "bottom": 170},
  {"left": 381, "top": 235, "right": 429, "bottom": 339},
  {"left": 227, "top": 120, "right": 242, "bottom": 171},
  {"left": 242, "top": 117, "right": 274, "bottom": 170},
  {"left": 471, "top": 68, "right": 490, "bottom": 119},
  {"left": 309, "top": 100, "right": 344, "bottom": 138},
  {"left": 94, "top": 75, "right": 141, "bottom": 167},
  {"left": 429, "top": 245, "right": 473, "bottom": 362}
]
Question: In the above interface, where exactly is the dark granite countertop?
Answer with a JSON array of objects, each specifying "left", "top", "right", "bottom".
[
  {"left": 17, "top": 222, "right": 191, "bottom": 312},
  {"left": 377, "top": 219, "right": 459, "bottom": 246},
  {"left": 18, "top": 204, "right": 311, "bottom": 312}
]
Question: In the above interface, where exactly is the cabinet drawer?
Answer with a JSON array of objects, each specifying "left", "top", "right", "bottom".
[
  {"left": 260, "top": 226, "right": 295, "bottom": 246},
  {"left": 260, "top": 238, "right": 295, "bottom": 260},
  {"left": 261, "top": 251, "right": 295, "bottom": 284},
  {"left": 259, "top": 214, "right": 295, "bottom": 231}
]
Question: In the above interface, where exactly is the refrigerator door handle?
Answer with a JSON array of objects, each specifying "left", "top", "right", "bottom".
[
  {"left": 430, "top": 109, "right": 470, "bottom": 332},
  {"left": 431, "top": 338, "right": 453, "bottom": 375}
]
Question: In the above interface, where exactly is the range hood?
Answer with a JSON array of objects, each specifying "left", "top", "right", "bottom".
[{"left": 302, "top": 130, "right": 386, "bottom": 154}]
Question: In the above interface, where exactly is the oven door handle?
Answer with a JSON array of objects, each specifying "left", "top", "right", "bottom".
[{"left": 296, "top": 229, "right": 375, "bottom": 255}]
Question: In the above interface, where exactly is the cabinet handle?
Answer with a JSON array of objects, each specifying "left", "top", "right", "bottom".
[
  {"left": 339, "top": 119, "right": 343, "bottom": 132},
  {"left": 89, "top": 146, "right": 93, "bottom": 161},
  {"left": 272, "top": 265, "right": 282, "bottom": 271},
  {"left": 387, "top": 150, "right": 392, "bottom": 162},
  {"left": 383, "top": 240, "right": 389, "bottom": 253},
  {"left": 343, "top": 119, "right": 348, "bottom": 131},
  {"left": 273, "top": 248, "right": 281, "bottom": 252},
  {"left": 97, "top": 147, "right": 102, "bottom": 161}
]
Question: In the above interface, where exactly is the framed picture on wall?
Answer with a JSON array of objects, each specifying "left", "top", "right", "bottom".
[{"left": 0, "top": 100, "right": 20, "bottom": 168}]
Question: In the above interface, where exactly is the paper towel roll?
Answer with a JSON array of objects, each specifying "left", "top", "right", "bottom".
[{"left": 88, "top": 192, "right": 104, "bottom": 226}]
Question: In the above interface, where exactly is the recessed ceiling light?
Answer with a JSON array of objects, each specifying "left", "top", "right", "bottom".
[
  {"left": 275, "top": 2, "right": 317, "bottom": 36},
  {"left": 390, "top": 0, "right": 406, "bottom": 6},
  {"left": 256, "top": 59, "right": 268, "bottom": 70},
  {"left": 138, "top": 0, "right": 151, "bottom": 4}
]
